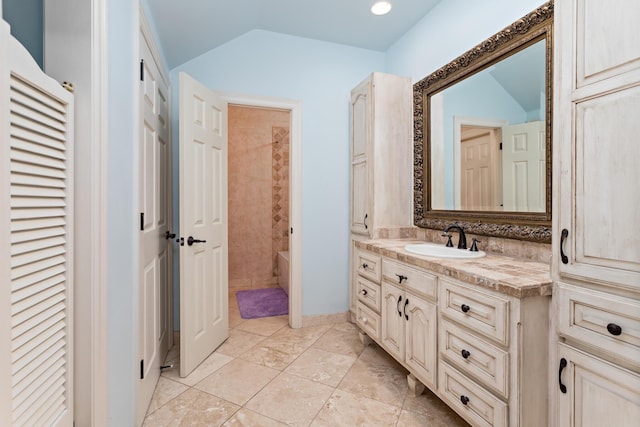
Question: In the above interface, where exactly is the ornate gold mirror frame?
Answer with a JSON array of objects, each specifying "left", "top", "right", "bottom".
[{"left": 414, "top": 1, "right": 554, "bottom": 243}]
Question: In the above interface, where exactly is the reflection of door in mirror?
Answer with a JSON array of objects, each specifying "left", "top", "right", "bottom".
[
  {"left": 460, "top": 125, "right": 502, "bottom": 211},
  {"left": 501, "top": 121, "right": 545, "bottom": 212},
  {"left": 452, "top": 117, "right": 507, "bottom": 211}
]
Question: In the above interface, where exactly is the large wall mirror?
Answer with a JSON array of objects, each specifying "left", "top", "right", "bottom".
[{"left": 414, "top": 1, "right": 553, "bottom": 242}]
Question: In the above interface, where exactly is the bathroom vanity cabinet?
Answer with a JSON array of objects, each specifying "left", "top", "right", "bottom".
[
  {"left": 354, "top": 241, "right": 551, "bottom": 427},
  {"left": 349, "top": 72, "right": 413, "bottom": 317},
  {"left": 552, "top": 1, "right": 640, "bottom": 425}
]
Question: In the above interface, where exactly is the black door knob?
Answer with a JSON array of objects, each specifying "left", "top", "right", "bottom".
[
  {"left": 187, "top": 236, "right": 207, "bottom": 246},
  {"left": 165, "top": 231, "right": 176, "bottom": 240}
]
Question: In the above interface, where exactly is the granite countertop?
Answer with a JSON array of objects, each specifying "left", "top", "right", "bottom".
[{"left": 355, "top": 239, "right": 552, "bottom": 298}]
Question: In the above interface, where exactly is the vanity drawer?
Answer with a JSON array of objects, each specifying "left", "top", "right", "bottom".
[
  {"left": 440, "top": 279, "right": 509, "bottom": 346},
  {"left": 440, "top": 318, "right": 509, "bottom": 399},
  {"left": 382, "top": 259, "right": 437, "bottom": 301},
  {"left": 356, "top": 276, "right": 381, "bottom": 312},
  {"left": 356, "top": 301, "right": 381, "bottom": 341},
  {"left": 356, "top": 250, "right": 382, "bottom": 283},
  {"left": 558, "top": 283, "right": 640, "bottom": 368},
  {"left": 439, "top": 360, "right": 508, "bottom": 427}
]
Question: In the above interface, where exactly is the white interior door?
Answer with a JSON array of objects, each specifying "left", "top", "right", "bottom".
[
  {"left": 459, "top": 126, "right": 501, "bottom": 210},
  {"left": 0, "top": 20, "right": 74, "bottom": 426},
  {"left": 501, "top": 120, "right": 545, "bottom": 212},
  {"left": 179, "top": 72, "right": 229, "bottom": 377},
  {"left": 136, "top": 31, "right": 171, "bottom": 425}
]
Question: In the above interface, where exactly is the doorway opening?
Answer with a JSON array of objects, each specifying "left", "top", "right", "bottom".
[
  {"left": 228, "top": 105, "right": 291, "bottom": 321},
  {"left": 222, "top": 93, "right": 302, "bottom": 329}
]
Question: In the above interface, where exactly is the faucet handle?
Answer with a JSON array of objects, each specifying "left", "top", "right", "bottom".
[
  {"left": 470, "top": 238, "right": 481, "bottom": 252},
  {"left": 441, "top": 233, "right": 454, "bottom": 247}
]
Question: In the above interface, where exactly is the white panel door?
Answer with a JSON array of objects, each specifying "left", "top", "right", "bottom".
[
  {"left": 0, "top": 21, "right": 74, "bottom": 426},
  {"left": 179, "top": 72, "right": 228, "bottom": 377},
  {"left": 459, "top": 126, "right": 501, "bottom": 211},
  {"left": 501, "top": 120, "right": 545, "bottom": 212},
  {"left": 350, "top": 85, "right": 370, "bottom": 235},
  {"left": 136, "top": 32, "right": 171, "bottom": 425}
]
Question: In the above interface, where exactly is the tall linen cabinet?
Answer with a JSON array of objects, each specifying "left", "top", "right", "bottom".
[
  {"left": 552, "top": 0, "right": 640, "bottom": 426},
  {"left": 349, "top": 72, "right": 413, "bottom": 317}
]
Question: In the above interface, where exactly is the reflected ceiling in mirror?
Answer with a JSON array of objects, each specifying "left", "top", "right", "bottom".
[
  {"left": 431, "top": 39, "right": 546, "bottom": 212},
  {"left": 414, "top": 1, "right": 553, "bottom": 242}
]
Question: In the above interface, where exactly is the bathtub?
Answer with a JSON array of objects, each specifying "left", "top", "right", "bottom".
[{"left": 277, "top": 251, "right": 289, "bottom": 296}]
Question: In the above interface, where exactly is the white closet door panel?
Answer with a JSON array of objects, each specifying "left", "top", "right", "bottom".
[{"left": 1, "top": 22, "right": 74, "bottom": 427}]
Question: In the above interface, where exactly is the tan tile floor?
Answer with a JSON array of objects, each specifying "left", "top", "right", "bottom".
[{"left": 143, "top": 292, "right": 470, "bottom": 427}]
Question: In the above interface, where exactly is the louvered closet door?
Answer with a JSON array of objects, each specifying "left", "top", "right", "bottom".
[{"left": 0, "top": 22, "right": 75, "bottom": 426}]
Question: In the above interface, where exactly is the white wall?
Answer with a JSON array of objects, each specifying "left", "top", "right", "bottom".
[
  {"left": 107, "top": 0, "right": 139, "bottom": 423},
  {"left": 386, "top": 0, "right": 546, "bottom": 82},
  {"left": 169, "top": 30, "right": 385, "bottom": 323}
]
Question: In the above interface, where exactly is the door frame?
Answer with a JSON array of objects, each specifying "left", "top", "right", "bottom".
[
  {"left": 43, "top": 0, "right": 110, "bottom": 424},
  {"left": 222, "top": 92, "right": 302, "bottom": 329}
]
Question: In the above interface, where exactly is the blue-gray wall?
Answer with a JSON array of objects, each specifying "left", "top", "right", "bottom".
[
  {"left": 169, "top": 30, "right": 385, "bottom": 326},
  {"left": 2, "top": 0, "right": 43, "bottom": 68}
]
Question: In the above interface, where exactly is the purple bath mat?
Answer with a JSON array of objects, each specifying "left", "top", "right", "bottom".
[{"left": 236, "top": 288, "right": 288, "bottom": 319}]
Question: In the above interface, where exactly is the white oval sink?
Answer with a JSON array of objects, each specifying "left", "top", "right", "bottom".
[{"left": 404, "top": 243, "right": 486, "bottom": 259}]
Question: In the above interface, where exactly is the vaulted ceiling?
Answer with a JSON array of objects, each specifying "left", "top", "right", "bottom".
[{"left": 144, "top": 0, "right": 441, "bottom": 68}]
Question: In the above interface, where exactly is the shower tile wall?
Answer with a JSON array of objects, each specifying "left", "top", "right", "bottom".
[
  {"left": 228, "top": 106, "right": 290, "bottom": 291},
  {"left": 272, "top": 126, "right": 290, "bottom": 272}
]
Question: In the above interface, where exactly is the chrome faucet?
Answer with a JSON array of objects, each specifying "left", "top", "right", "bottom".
[{"left": 443, "top": 225, "right": 467, "bottom": 249}]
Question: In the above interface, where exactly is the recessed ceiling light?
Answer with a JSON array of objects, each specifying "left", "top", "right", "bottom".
[{"left": 371, "top": 1, "right": 392, "bottom": 16}]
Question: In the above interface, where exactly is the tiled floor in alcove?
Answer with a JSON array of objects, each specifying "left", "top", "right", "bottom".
[{"left": 142, "top": 292, "right": 470, "bottom": 426}]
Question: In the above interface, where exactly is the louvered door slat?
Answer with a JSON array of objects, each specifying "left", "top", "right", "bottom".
[
  {"left": 10, "top": 150, "right": 66, "bottom": 170},
  {"left": 10, "top": 236, "right": 67, "bottom": 255},
  {"left": 11, "top": 311, "right": 66, "bottom": 357},
  {"left": 10, "top": 75, "right": 67, "bottom": 114},
  {"left": 11, "top": 274, "right": 65, "bottom": 304},
  {"left": 11, "top": 265, "right": 66, "bottom": 292},
  {"left": 12, "top": 186, "right": 67, "bottom": 199},
  {"left": 11, "top": 128, "right": 67, "bottom": 151},
  {"left": 1, "top": 22, "right": 74, "bottom": 426},
  {"left": 10, "top": 102, "right": 67, "bottom": 133},
  {"left": 11, "top": 226, "right": 65, "bottom": 245},
  {"left": 10, "top": 115, "right": 67, "bottom": 143},
  {"left": 14, "top": 365, "right": 65, "bottom": 421},
  {"left": 11, "top": 162, "right": 66, "bottom": 180},
  {"left": 12, "top": 246, "right": 66, "bottom": 271},
  {"left": 11, "top": 283, "right": 65, "bottom": 316},
  {"left": 10, "top": 89, "right": 67, "bottom": 122},
  {"left": 11, "top": 140, "right": 67, "bottom": 163},
  {"left": 10, "top": 207, "right": 66, "bottom": 220},
  {"left": 24, "top": 394, "right": 65, "bottom": 427},
  {"left": 12, "top": 326, "right": 65, "bottom": 365},
  {"left": 13, "top": 342, "right": 64, "bottom": 402},
  {"left": 11, "top": 172, "right": 66, "bottom": 189},
  {"left": 11, "top": 216, "right": 66, "bottom": 232}
]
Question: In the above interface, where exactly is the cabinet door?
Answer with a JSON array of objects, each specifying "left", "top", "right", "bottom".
[
  {"left": 350, "top": 81, "right": 370, "bottom": 235},
  {"left": 554, "top": 0, "right": 640, "bottom": 289},
  {"left": 381, "top": 282, "right": 405, "bottom": 360},
  {"left": 557, "top": 343, "right": 640, "bottom": 427},
  {"left": 405, "top": 293, "right": 437, "bottom": 389}
]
